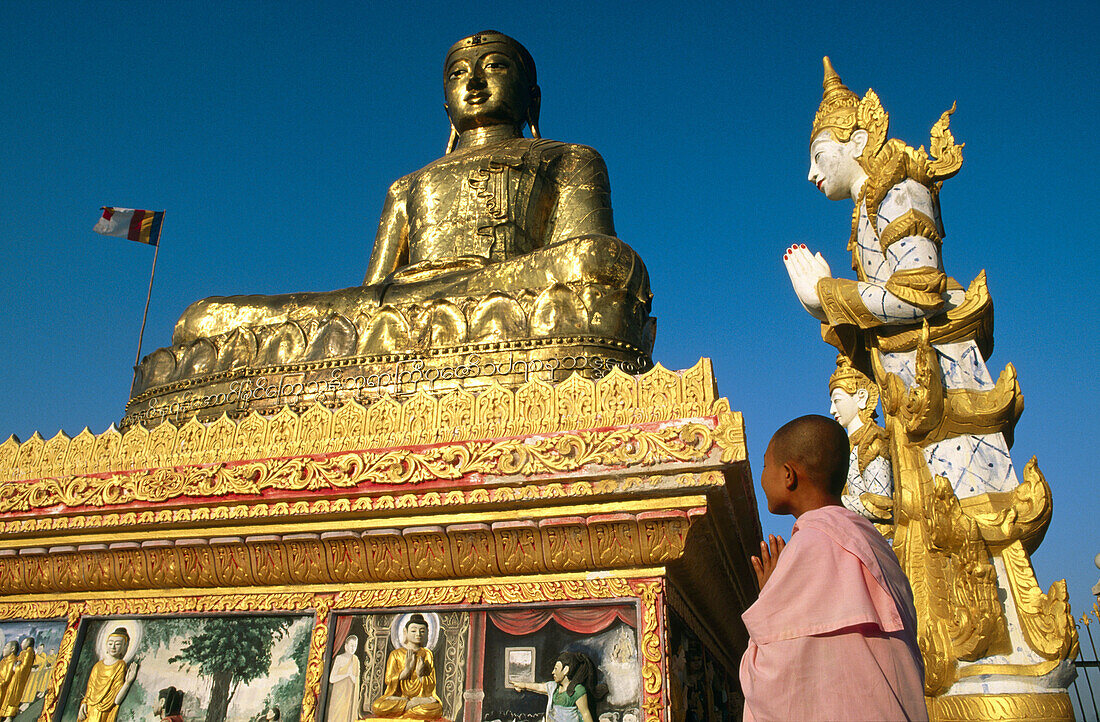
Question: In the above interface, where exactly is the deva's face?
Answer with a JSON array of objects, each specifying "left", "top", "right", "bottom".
[
  {"left": 344, "top": 636, "right": 358, "bottom": 654},
  {"left": 808, "top": 131, "right": 862, "bottom": 201},
  {"left": 829, "top": 388, "right": 862, "bottom": 430},
  {"left": 445, "top": 45, "right": 530, "bottom": 133}
]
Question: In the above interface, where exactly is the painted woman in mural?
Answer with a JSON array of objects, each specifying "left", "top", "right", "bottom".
[
  {"left": 370, "top": 614, "right": 443, "bottom": 719},
  {"left": 511, "top": 651, "right": 599, "bottom": 722},
  {"left": 76, "top": 627, "right": 139, "bottom": 722},
  {"left": 326, "top": 634, "right": 360, "bottom": 722}
]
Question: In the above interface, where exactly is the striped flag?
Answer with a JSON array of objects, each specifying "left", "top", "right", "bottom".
[{"left": 93, "top": 207, "right": 164, "bottom": 246}]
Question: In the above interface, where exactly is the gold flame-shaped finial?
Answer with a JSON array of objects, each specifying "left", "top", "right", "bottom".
[{"left": 812, "top": 56, "right": 860, "bottom": 141}]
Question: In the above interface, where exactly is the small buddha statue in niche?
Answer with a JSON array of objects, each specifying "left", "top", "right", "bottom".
[
  {"left": 370, "top": 614, "right": 444, "bottom": 720},
  {"left": 173, "top": 30, "right": 650, "bottom": 350},
  {"left": 828, "top": 355, "right": 893, "bottom": 523}
]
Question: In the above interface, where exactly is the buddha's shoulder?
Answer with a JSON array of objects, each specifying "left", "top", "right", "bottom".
[{"left": 527, "top": 138, "right": 606, "bottom": 164}]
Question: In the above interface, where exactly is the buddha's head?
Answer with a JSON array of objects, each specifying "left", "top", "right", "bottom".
[
  {"left": 808, "top": 57, "right": 870, "bottom": 201},
  {"left": 828, "top": 355, "right": 878, "bottom": 435},
  {"left": 444, "top": 31, "right": 540, "bottom": 145},
  {"left": 104, "top": 627, "right": 130, "bottom": 660},
  {"left": 404, "top": 613, "right": 430, "bottom": 648}
]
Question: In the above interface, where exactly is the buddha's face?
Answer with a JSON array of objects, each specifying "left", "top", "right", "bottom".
[
  {"left": 445, "top": 44, "right": 531, "bottom": 133},
  {"left": 829, "top": 387, "right": 865, "bottom": 432},
  {"left": 808, "top": 130, "right": 865, "bottom": 201},
  {"left": 105, "top": 635, "right": 128, "bottom": 660},
  {"left": 406, "top": 622, "right": 428, "bottom": 647}
]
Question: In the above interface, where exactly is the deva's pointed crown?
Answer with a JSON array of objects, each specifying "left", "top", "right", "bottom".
[{"left": 812, "top": 56, "right": 861, "bottom": 141}]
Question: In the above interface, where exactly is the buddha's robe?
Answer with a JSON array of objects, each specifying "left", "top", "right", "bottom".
[
  {"left": 739, "top": 505, "right": 927, "bottom": 721},
  {"left": 370, "top": 647, "right": 443, "bottom": 720},
  {"left": 173, "top": 137, "right": 649, "bottom": 346},
  {"left": 0, "top": 646, "right": 34, "bottom": 714},
  {"left": 0, "top": 653, "right": 16, "bottom": 710},
  {"left": 80, "top": 659, "right": 127, "bottom": 722}
]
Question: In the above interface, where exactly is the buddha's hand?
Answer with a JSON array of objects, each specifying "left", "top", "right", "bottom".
[
  {"left": 783, "top": 244, "right": 831, "bottom": 321},
  {"left": 415, "top": 655, "right": 427, "bottom": 676},
  {"left": 126, "top": 660, "right": 139, "bottom": 682},
  {"left": 77, "top": 702, "right": 87, "bottom": 721},
  {"left": 750, "top": 534, "right": 786, "bottom": 591},
  {"left": 403, "top": 649, "right": 417, "bottom": 674}
]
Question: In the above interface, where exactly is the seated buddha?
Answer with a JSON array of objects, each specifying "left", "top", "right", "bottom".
[
  {"left": 172, "top": 30, "right": 650, "bottom": 349},
  {"left": 370, "top": 614, "right": 444, "bottom": 720}
]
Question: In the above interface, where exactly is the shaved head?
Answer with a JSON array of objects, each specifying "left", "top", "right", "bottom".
[{"left": 770, "top": 414, "right": 850, "bottom": 496}]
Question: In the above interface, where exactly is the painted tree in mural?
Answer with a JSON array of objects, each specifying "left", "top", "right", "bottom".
[{"left": 169, "top": 617, "right": 293, "bottom": 722}]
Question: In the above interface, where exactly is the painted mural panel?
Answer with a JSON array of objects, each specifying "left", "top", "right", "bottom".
[
  {"left": 666, "top": 607, "right": 740, "bottom": 722},
  {"left": 57, "top": 614, "right": 312, "bottom": 722},
  {"left": 0, "top": 618, "right": 67, "bottom": 722},
  {"left": 321, "top": 603, "right": 642, "bottom": 722}
]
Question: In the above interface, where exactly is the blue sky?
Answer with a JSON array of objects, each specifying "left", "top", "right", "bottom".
[{"left": 2, "top": 2, "right": 1098, "bottom": 628}]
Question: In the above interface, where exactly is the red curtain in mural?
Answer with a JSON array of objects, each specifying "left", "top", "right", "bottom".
[
  {"left": 486, "top": 605, "right": 636, "bottom": 636},
  {"left": 332, "top": 615, "right": 354, "bottom": 650}
]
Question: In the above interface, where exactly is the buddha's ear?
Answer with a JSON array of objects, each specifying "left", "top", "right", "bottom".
[
  {"left": 445, "top": 113, "right": 459, "bottom": 154},
  {"left": 528, "top": 84, "right": 542, "bottom": 138}
]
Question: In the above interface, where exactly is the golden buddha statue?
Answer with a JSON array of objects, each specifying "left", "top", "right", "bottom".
[
  {"left": 127, "top": 31, "right": 653, "bottom": 424},
  {"left": 77, "top": 627, "right": 138, "bottom": 722},
  {"left": 369, "top": 614, "right": 444, "bottom": 720},
  {"left": 171, "top": 30, "right": 649, "bottom": 347}
]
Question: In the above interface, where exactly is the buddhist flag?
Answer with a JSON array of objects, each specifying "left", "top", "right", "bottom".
[{"left": 93, "top": 207, "right": 165, "bottom": 246}]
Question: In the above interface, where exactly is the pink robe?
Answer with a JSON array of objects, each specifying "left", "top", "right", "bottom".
[{"left": 739, "top": 505, "right": 927, "bottom": 721}]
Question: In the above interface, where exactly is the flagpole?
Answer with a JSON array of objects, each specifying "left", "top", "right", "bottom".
[{"left": 133, "top": 213, "right": 164, "bottom": 379}]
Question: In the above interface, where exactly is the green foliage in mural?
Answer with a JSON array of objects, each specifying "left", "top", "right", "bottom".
[{"left": 169, "top": 617, "right": 293, "bottom": 722}]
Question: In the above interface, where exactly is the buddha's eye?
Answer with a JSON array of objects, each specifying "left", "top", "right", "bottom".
[{"left": 448, "top": 68, "right": 467, "bottom": 80}]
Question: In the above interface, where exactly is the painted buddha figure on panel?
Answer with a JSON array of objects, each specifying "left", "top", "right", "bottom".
[{"left": 172, "top": 31, "right": 650, "bottom": 351}]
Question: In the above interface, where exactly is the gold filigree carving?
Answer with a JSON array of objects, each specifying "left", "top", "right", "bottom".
[
  {"left": 300, "top": 594, "right": 334, "bottom": 722},
  {"left": 638, "top": 581, "right": 664, "bottom": 722},
  {"left": 878, "top": 209, "right": 941, "bottom": 252},
  {"left": 712, "top": 401, "right": 746, "bottom": 463},
  {"left": 0, "top": 473, "right": 716, "bottom": 539},
  {"left": 1000, "top": 539, "right": 1078, "bottom": 662},
  {"left": 0, "top": 507, "right": 702, "bottom": 594},
  {"left": 1, "top": 360, "right": 722, "bottom": 488},
  {"left": 927, "top": 691, "right": 1073, "bottom": 722},
  {"left": 0, "top": 423, "right": 716, "bottom": 516},
  {"left": 884, "top": 268, "right": 947, "bottom": 311},
  {"left": 960, "top": 458, "right": 1052, "bottom": 553},
  {"left": 41, "top": 606, "right": 80, "bottom": 722}
]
